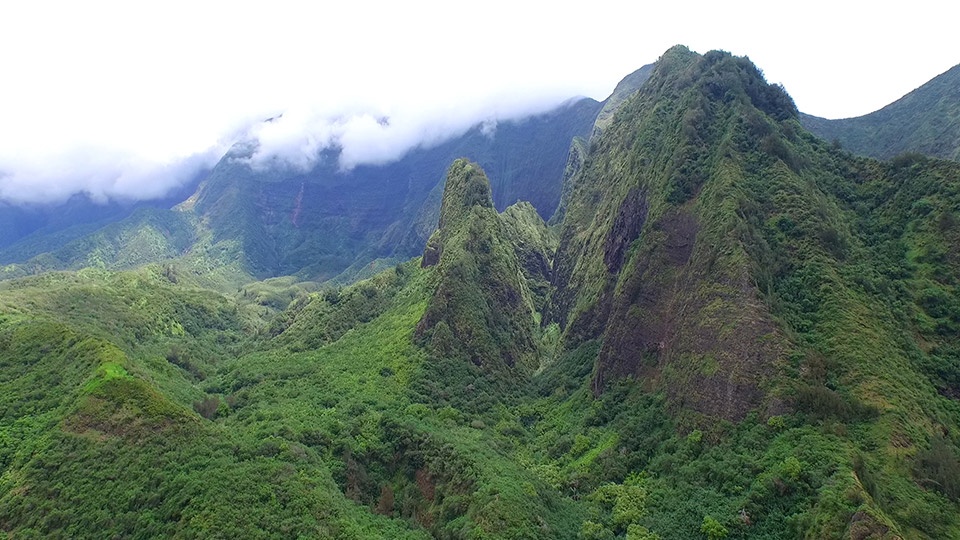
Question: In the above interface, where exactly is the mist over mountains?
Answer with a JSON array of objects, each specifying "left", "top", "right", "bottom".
[
  {"left": 0, "top": 88, "right": 588, "bottom": 206},
  {"left": 0, "top": 95, "right": 604, "bottom": 284}
]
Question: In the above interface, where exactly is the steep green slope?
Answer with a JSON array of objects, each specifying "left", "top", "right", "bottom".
[
  {"left": 416, "top": 160, "right": 542, "bottom": 382},
  {"left": 592, "top": 63, "right": 656, "bottom": 137},
  {"left": 0, "top": 267, "right": 432, "bottom": 538},
  {"left": 547, "top": 45, "right": 960, "bottom": 538},
  {"left": 553, "top": 64, "right": 655, "bottom": 224},
  {"left": 801, "top": 63, "right": 960, "bottom": 161},
  {"left": 410, "top": 163, "right": 564, "bottom": 461},
  {"left": 500, "top": 200, "right": 557, "bottom": 312},
  {"left": 0, "top": 176, "right": 204, "bottom": 255},
  {"left": 0, "top": 208, "right": 197, "bottom": 281},
  {"left": 550, "top": 46, "right": 796, "bottom": 421}
]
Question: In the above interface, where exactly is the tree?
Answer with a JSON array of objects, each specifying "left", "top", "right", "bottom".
[{"left": 700, "top": 516, "right": 728, "bottom": 540}]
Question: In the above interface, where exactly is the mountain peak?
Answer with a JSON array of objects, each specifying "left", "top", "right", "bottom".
[
  {"left": 549, "top": 45, "right": 808, "bottom": 422},
  {"left": 437, "top": 158, "right": 495, "bottom": 230},
  {"left": 417, "top": 160, "right": 539, "bottom": 378}
]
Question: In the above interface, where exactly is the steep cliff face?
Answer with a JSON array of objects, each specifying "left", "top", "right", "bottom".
[
  {"left": 549, "top": 46, "right": 802, "bottom": 421},
  {"left": 416, "top": 160, "right": 541, "bottom": 377}
]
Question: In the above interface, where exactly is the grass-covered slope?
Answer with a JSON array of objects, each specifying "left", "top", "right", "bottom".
[
  {"left": 801, "top": 63, "right": 960, "bottom": 161},
  {"left": 0, "top": 208, "right": 197, "bottom": 281}
]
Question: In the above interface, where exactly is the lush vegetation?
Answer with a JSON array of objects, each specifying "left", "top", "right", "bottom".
[
  {"left": 2, "top": 46, "right": 959, "bottom": 539},
  {"left": 545, "top": 45, "right": 960, "bottom": 538}
]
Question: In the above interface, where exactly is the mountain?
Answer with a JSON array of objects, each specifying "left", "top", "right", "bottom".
[
  {"left": 0, "top": 171, "right": 206, "bottom": 255},
  {"left": 591, "top": 63, "right": 656, "bottom": 137},
  {"left": 0, "top": 164, "right": 582, "bottom": 539},
  {"left": 2, "top": 45, "right": 960, "bottom": 539},
  {"left": 0, "top": 61, "right": 660, "bottom": 288},
  {"left": 801, "top": 63, "right": 960, "bottom": 160},
  {"left": 549, "top": 45, "right": 799, "bottom": 421},
  {"left": 547, "top": 45, "right": 960, "bottom": 537},
  {"left": 188, "top": 97, "right": 598, "bottom": 282}
]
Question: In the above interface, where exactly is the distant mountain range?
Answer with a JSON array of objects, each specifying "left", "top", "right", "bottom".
[
  {"left": 0, "top": 97, "right": 602, "bottom": 286},
  {"left": 0, "top": 66, "right": 658, "bottom": 286}
]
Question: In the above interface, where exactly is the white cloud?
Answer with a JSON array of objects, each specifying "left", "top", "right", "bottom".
[
  {"left": 242, "top": 86, "right": 577, "bottom": 172},
  {"left": 0, "top": 147, "right": 221, "bottom": 204},
  {"left": 0, "top": 0, "right": 957, "bottom": 204}
]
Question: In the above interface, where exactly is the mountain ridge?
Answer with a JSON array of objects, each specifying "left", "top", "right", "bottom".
[{"left": 801, "top": 62, "right": 960, "bottom": 160}]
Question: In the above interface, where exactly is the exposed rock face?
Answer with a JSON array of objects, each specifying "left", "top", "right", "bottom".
[
  {"left": 603, "top": 187, "right": 648, "bottom": 273},
  {"left": 420, "top": 230, "right": 442, "bottom": 268},
  {"left": 592, "top": 206, "right": 785, "bottom": 420}
]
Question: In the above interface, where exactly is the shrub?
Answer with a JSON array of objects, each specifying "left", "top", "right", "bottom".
[{"left": 916, "top": 435, "right": 960, "bottom": 501}]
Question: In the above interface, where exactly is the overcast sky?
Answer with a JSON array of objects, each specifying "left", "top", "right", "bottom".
[{"left": 1, "top": 0, "right": 958, "bottom": 204}]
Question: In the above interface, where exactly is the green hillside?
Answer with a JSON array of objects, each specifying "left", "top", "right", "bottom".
[
  {"left": 801, "top": 63, "right": 960, "bottom": 161},
  {"left": 2, "top": 46, "right": 960, "bottom": 539}
]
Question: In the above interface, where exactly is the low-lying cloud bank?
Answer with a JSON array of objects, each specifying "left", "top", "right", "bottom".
[
  {"left": 4, "top": 2, "right": 958, "bottom": 207},
  {"left": 0, "top": 148, "right": 222, "bottom": 205},
  {"left": 0, "top": 90, "right": 580, "bottom": 206},
  {"left": 244, "top": 90, "right": 581, "bottom": 172}
]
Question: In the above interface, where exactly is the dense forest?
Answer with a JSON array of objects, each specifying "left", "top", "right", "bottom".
[{"left": 1, "top": 46, "right": 959, "bottom": 539}]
